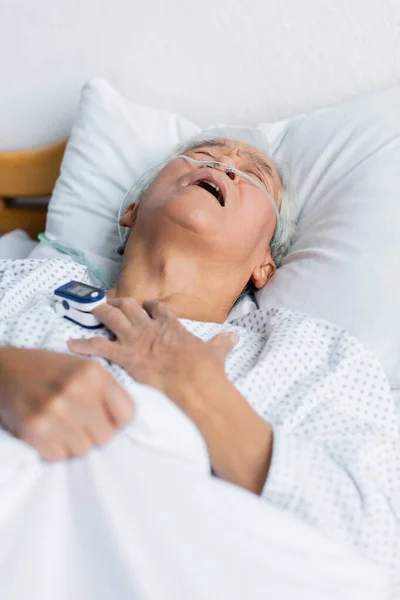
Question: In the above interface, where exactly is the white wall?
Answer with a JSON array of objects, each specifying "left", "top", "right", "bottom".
[{"left": 1, "top": 0, "right": 400, "bottom": 150}]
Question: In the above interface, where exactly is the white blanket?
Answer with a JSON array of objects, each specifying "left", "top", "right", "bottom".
[
  {"left": 0, "top": 258, "right": 398, "bottom": 599},
  {"left": 0, "top": 423, "right": 388, "bottom": 600}
]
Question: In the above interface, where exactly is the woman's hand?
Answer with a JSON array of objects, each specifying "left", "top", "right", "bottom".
[
  {"left": 68, "top": 298, "right": 238, "bottom": 409},
  {"left": 68, "top": 298, "right": 273, "bottom": 494},
  {"left": 0, "top": 347, "right": 134, "bottom": 461}
]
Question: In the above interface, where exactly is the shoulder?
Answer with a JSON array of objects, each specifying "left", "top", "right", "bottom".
[
  {"left": 0, "top": 258, "right": 88, "bottom": 282},
  {"left": 229, "top": 306, "right": 342, "bottom": 335},
  {"left": 230, "top": 306, "right": 376, "bottom": 367},
  {"left": 0, "top": 258, "right": 90, "bottom": 306}
]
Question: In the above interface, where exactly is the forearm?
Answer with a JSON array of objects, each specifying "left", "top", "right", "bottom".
[
  {"left": 0, "top": 346, "right": 15, "bottom": 394},
  {"left": 0, "top": 346, "right": 27, "bottom": 429},
  {"left": 174, "top": 376, "right": 273, "bottom": 494},
  {"left": 0, "top": 345, "right": 12, "bottom": 359}
]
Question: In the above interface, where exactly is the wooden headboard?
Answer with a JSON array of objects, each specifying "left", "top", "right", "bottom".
[{"left": 0, "top": 140, "right": 67, "bottom": 240}]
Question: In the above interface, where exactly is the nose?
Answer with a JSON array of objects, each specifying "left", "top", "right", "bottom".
[{"left": 212, "top": 154, "right": 240, "bottom": 183}]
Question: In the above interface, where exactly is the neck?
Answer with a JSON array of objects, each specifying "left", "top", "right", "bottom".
[{"left": 108, "top": 242, "right": 234, "bottom": 323}]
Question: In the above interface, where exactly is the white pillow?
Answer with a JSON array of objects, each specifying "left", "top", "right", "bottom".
[
  {"left": 256, "top": 90, "right": 400, "bottom": 388},
  {"left": 30, "top": 78, "right": 400, "bottom": 386},
  {"left": 30, "top": 78, "right": 201, "bottom": 285}
]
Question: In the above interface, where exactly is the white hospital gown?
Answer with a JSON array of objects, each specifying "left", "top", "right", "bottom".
[{"left": 0, "top": 258, "right": 399, "bottom": 595}]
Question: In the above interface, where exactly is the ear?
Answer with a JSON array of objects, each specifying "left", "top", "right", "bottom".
[
  {"left": 250, "top": 251, "right": 276, "bottom": 289},
  {"left": 119, "top": 202, "right": 138, "bottom": 228}
]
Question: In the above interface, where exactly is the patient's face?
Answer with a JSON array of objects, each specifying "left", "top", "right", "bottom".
[{"left": 122, "top": 138, "right": 281, "bottom": 289}]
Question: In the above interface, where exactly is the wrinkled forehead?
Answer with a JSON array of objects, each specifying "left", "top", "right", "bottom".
[{"left": 181, "top": 137, "right": 281, "bottom": 200}]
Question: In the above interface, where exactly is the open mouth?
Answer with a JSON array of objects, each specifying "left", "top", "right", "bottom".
[{"left": 195, "top": 180, "right": 225, "bottom": 206}]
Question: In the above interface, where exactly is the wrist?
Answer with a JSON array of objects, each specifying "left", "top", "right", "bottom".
[
  {"left": 165, "top": 367, "right": 229, "bottom": 416},
  {"left": 176, "top": 375, "right": 274, "bottom": 494}
]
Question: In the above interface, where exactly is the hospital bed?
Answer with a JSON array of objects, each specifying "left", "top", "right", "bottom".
[
  {"left": 0, "top": 140, "right": 65, "bottom": 241},
  {"left": 0, "top": 89, "right": 398, "bottom": 599},
  {"left": 1, "top": 130, "right": 400, "bottom": 422}
]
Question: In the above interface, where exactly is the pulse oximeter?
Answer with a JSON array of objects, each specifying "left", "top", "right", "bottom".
[{"left": 54, "top": 280, "right": 106, "bottom": 328}]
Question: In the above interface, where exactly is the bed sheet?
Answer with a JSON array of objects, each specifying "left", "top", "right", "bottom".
[
  {"left": 0, "top": 229, "right": 38, "bottom": 258},
  {"left": 0, "top": 424, "right": 388, "bottom": 600}
]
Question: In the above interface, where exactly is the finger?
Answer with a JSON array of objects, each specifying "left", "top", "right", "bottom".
[
  {"left": 36, "top": 440, "right": 69, "bottom": 462},
  {"left": 208, "top": 332, "right": 239, "bottom": 358},
  {"left": 143, "top": 300, "right": 177, "bottom": 321},
  {"left": 91, "top": 303, "right": 132, "bottom": 338},
  {"left": 84, "top": 422, "right": 114, "bottom": 447},
  {"left": 20, "top": 415, "right": 90, "bottom": 461},
  {"left": 82, "top": 409, "right": 116, "bottom": 446},
  {"left": 19, "top": 421, "right": 68, "bottom": 461},
  {"left": 103, "top": 385, "right": 134, "bottom": 428},
  {"left": 67, "top": 337, "right": 119, "bottom": 361},
  {"left": 107, "top": 297, "right": 150, "bottom": 325},
  {"left": 67, "top": 398, "right": 117, "bottom": 446},
  {"left": 52, "top": 415, "right": 93, "bottom": 458}
]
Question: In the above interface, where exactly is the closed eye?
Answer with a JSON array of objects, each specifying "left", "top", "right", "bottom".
[
  {"left": 239, "top": 165, "right": 268, "bottom": 187},
  {"left": 194, "top": 150, "right": 216, "bottom": 159},
  {"left": 244, "top": 168, "right": 264, "bottom": 183}
]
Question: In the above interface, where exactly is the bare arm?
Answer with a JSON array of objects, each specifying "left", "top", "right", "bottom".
[{"left": 174, "top": 374, "right": 273, "bottom": 494}]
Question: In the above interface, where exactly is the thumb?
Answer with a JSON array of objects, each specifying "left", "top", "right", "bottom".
[{"left": 208, "top": 332, "right": 240, "bottom": 358}]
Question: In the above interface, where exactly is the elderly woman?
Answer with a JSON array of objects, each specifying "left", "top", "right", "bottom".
[{"left": 0, "top": 130, "right": 398, "bottom": 594}]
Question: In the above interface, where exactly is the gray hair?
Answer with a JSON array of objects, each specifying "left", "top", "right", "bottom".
[{"left": 118, "top": 128, "right": 297, "bottom": 290}]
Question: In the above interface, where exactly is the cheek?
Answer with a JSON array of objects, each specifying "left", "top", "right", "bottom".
[
  {"left": 142, "top": 160, "right": 190, "bottom": 203},
  {"left": 142, "top": 169, "right": 178, "bottom": 205},
  {"left": 238, "top": 192, "right": 276, "bottom": 242}
]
